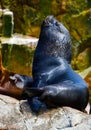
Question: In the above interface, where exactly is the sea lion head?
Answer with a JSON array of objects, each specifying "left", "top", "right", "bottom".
[{"left": 38, "top": 15, "right": 72, "bottom": 63}]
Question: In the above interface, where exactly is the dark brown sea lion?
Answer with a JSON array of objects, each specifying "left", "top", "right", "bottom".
[
  {"left": 21, "top": 16, "right": 89, "bottom": 111},
  {"left": 15, "top": 16, "right": 89, "bottom": 112}
]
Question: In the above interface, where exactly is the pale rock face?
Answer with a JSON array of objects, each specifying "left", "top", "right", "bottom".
[{"left": 0, "top": 94, "right": 91, "bottom": 130}]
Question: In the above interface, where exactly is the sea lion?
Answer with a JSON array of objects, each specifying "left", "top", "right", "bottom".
[
  {"left": 19, "top": 16, "right": 89, "bottom": 112},
  {"left": 0, "top": 70, "right": 33, "bottom": 100},
  {"left": 0, "top": 47, "right": 33, "bottom": 99}
]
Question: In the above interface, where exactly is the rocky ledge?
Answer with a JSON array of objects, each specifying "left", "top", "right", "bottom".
[
  {"left": 1, "top": 33, "right": 38, "bottom": 48},
  {"left": 0, "top": 94, "right": 91, "bottom": 130}
]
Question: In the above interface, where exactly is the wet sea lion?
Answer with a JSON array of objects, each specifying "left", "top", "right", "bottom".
[{"left": 18, "top": 16, "right": 89, "bottom": 112}]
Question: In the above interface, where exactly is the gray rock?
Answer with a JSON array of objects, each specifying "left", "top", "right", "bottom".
[{"left": 0, "top": 94, "right": 91, "bottom": 130}]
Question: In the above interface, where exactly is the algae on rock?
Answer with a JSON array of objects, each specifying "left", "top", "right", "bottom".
[{"left": 2, "top": 44, "right": 34, "bottom": 76}]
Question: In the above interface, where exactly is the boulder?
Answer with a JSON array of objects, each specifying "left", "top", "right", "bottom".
[
  {"left": 1, "top": 34, "right": 38, "bottom": 76},
  {"left": 0, "top": 94, "right": 91, "bottom": 130}
]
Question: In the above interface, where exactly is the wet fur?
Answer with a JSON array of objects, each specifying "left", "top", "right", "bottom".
[{"left": 22, "top": 16, "right": 89, "bottom": 112}]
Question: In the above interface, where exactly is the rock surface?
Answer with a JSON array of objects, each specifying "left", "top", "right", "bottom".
[
  {"left": 0, "top": 34, "right": 38, "bottom": 76},
  {"left": 0, "top": 94, "right": 91, "bottom": 130},
  {"left": 1, "top": 34, "right": 38, "bottom": 47}
]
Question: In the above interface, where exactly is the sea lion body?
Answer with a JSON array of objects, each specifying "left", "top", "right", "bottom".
[{"left": 22, "top": 16, "right": 89, "bottom": 112}]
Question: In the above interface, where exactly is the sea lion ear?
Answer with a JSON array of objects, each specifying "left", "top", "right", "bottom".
[{"left": 10, "top": 74, "right": 24, "bottom": 89}]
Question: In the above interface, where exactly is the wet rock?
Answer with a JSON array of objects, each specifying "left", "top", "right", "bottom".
[
  {"left": 74, "top": 49, "right": 91, "bottom": 70},
  {"left": 0, "top": 94, "right": 91, "bottom": 130},
  {"left": 1, "top": 34, "right": 38, "bottom": 76},
  {"left": 79, "top": 66, "right": 91, "bottom": 79}
]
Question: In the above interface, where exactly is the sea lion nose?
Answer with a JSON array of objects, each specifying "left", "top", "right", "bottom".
[{"left": 44, "top": 15, "right": 54, "bottom": 26}]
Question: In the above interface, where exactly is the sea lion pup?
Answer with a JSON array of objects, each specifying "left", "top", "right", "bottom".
[
  {"left": 0, "top": 46, "right": 33, "bottom": 99},
  {"left": 0, "top": 71, "right": 33, "bottom": 100},
  {"left": 20, "top": 15, "right": 89, "bottom": 112}
]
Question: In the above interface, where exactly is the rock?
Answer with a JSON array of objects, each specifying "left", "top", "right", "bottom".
[
  {"left": 0, "top": 94, "right": 91, "bottom": 130},
  {"left": 0, "top": 34, "right": 38, "bottom": 76},
  {"left": 73, "top": 48, "right": 91, "bottom": 70},
  {"left": 1, "top": 0, "right": 89, "bottom": 37},
  {"left": 0, "top": 95, "right": 27, "bottom": 130},
  {"left": 78, "top": 66, "right": 91, "bottom": 89},
  {"left": 79, "top": 66, "right": 91, "bottom": 79},
  {"left": 1, "top": 34, "right": 38, "bottom": 47}
]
